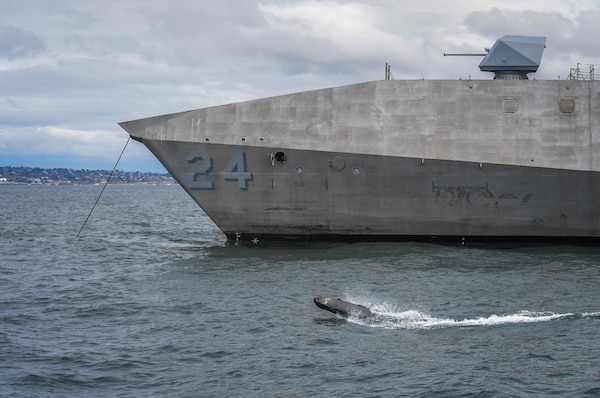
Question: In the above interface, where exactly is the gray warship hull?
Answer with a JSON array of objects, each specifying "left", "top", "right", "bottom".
[{"left": 120, "top": 78, "right": 600, "bottom": 246}]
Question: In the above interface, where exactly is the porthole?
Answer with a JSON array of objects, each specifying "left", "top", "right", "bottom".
[
  {"left": 241, "top": 137, "right": 247, "bottom": 142},
  {"left": 204, "top": 137, "right": 211, "bottom": 142},
  {"left": 296, "top": 166, "right": 303, "bottom": 174},
  {"left": 274, "top": 151, "right": 287, "bottom": 164},
  {"left": 329, "top": 156, "right": 345, "bottom": 171},
  {"left": 502, "top": 99, "right": 518, "bottom": 113},
  {"left": 559, "top": 99, "right": 575, "bottom": 114},
  {"left": 497, "top": 97, "right": 521, "bottom": 114},
  {"left": 353, "top": 167, "right": 361, "bottom": 175}
]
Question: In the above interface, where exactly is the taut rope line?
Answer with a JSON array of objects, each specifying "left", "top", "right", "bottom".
[{"left": 76, "top": 136, "right": 131, "bottom": 238}]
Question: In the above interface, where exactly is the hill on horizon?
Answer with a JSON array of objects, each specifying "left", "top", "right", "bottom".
[{"left": 0, "top": 166, "right": 175, "bottom": 185}]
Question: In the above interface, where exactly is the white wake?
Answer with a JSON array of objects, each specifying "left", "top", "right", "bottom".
[{"left": 341, "top": 299, "right": 600, "bottom": 330}]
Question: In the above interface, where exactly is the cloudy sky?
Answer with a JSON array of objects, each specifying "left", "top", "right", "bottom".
[{"left": 2, "top": 0, "right": 599, "bottom": 172}]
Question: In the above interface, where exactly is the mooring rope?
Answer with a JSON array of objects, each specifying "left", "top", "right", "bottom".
[{"left": 76, "top": 136, "right": 131, "bottom": 238}]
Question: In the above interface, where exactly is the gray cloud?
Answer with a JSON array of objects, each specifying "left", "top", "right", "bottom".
[
  {"left": 0, "top": 23, "right": 46, "bottom": 59},
  {"left": 464, "top": 8, "right": 572, "bottom": 38}
]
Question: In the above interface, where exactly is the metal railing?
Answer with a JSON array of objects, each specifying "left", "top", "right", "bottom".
[
  {"left": 385, "top": 63, "right": 394, "bottom": 80},
  {"left": 568, "top": 63, "right": 596, "bottom": 80}
]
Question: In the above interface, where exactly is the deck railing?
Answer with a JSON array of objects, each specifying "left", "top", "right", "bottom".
[{"left": 568, "top": 64, "right": 596, "bottom": 80}]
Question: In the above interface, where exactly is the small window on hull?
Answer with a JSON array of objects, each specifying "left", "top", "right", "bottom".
[
  {"left": 274, "top": 151, "right": 287, "bottom": 164},
  {"left": 559, "top": 99, "right": 575, "bottom": 114},
  {"left": 502, "top": 99, "right": 518, "bottom": 113}
]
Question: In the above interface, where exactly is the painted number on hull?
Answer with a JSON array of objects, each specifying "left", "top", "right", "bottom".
[
  {"left": 187, "top": 150, "right": 252, "bottom": 190},
  {"left": 186, "top": 150, "right": 214, "bottom": 189}
]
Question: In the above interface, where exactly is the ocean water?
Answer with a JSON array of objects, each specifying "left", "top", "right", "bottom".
[{"left": 1, "top": 184, "right": 600, "bottom": 397}]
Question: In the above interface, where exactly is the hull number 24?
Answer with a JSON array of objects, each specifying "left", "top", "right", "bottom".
[{"left": 186, "top": 150, "right": 252, "bottom": 190}]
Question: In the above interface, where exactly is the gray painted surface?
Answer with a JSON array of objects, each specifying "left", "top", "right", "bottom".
[
  {"left": 479, "top": 35, "right": 546, "bottom": 76},
  {"left": 119, "top": 78, "right": 600, "bottom": 245}
]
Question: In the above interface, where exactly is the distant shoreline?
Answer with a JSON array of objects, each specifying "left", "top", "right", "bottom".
[{"left": 0, "top": 166, "right": 176, "bottom": 185}]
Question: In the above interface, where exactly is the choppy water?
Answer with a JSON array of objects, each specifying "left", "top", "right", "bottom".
[{"left": 2, "top": 184, "right": 600, "bottom": 397}]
